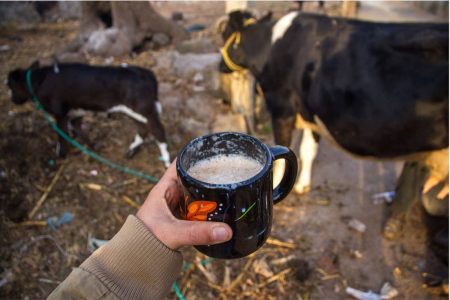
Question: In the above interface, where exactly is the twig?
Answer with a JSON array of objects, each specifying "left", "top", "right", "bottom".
[
  {"left": 270, "top": 254, "right": 296, "bottom": 266},
  {"left": 257, "top": 268, "right": 292, "bottom": 288},
  {"left": 190, "top": 274, "right": 223, "bottom": 292},
  {"left": 29, "top": 164, "right": 65, "bottom": 219},
  {"left": 195, "top": 258, "right": 218, "bottom": 284},
  {"left": 227, "top": 257, "right": 254, "bottom": 292},
  {"left": 266, "top": 237, "right": 296, "bottom": 249},
  {"left": 18, "top": 235, "right": 70, "bottom": 259},
  {"left": 110, "top": 177, "right": 138, "bottom": 188},
  {"left": 122, "top": 195, "right": 140, "bottom": 209},
  {"left": 16, "top": 220, "right": 47, "bottom": 227},
  {"left": 223, "top": 265, "right": 231, "bottom": 288},
  {"left": 81, "top": 183, "right": 103, "bottom": 191},
  {"left": 113, "top": 211, "right": 124, "bottom": 224},
  {"left": 321, "top": 274, "right": 340, "bottom": 281},
  {"left": 179, "top": 264, "right": 195, "bottom": 297},
  {"left": 38, "top": 278, "right": 61, "bottom": 285}
]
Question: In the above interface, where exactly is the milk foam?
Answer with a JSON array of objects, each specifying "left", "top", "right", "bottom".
[{"left": 187, "top": 154, "right": 263, "bottom": 184}]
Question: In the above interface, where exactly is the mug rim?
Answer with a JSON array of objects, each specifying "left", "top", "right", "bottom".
[{"left": 177, "top": 132, "right": 272, "bottom": 189}]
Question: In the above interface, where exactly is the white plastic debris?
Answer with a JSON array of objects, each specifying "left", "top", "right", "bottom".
[
  {"left": 372, "top": 191, "right": 395, "bottom": 205},
  {"left": 0, "top": 270, "right": 13, "bottom": 288},
  {"left": 88, "top": 233, "right": 109, "bottom": 252},
  {"left": 193, "top": 72, "right": 204, "bottom": 82},
  {"left": 348, "top": 218, "right": 367, "bottom": 233},
  {"left": 350, "top": 249, "right": 363, "bottom": 259},
  {"left": 0, "top": 44, "right": 11, "bottom": 52},
  {"left": 346, "top": 282, "right": 398, "bottom": 300},
  {"left": 346, "top": 287, "right": 380, "bottom": 300},
  {"left": 380, "top": 282, "right": 399, "bottom": 299},
  {"left": 89, "top": 169, "right": 99, "bottom": 176}
]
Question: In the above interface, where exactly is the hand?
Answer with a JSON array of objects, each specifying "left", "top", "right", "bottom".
[{"left": 136, "top": 160, "right": 233, "bottom": 250}]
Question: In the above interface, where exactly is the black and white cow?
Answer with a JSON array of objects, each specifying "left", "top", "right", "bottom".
[
  {"left": 7, "top": 62, "right": 170, "bottom": 167},
  {"left": 219, "top": 11, "right": 449, "bottom": 195}
]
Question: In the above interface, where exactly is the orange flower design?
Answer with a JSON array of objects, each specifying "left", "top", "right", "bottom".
[{"left": 186, "top": 200, "right": 217, "bottom": 221}]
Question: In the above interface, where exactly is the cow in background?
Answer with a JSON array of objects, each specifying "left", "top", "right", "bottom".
[
  {"left": 7, "top": 62, "right": 171, "bottom": 168},
  {"left": 219, "top": 11, "right": 448, "bottom": 199}
]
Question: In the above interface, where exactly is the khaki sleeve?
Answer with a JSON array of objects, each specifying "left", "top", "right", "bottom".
[{"left": 48, "top": 215, "right": 183, "bottom": 300}]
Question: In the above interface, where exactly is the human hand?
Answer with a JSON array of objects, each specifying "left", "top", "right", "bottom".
[{"left": 136, "top": 160, "right": 233, "bottom": 250}]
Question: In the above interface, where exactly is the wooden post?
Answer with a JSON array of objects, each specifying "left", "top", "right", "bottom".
[{"left": 225, "top": 0, "right": 248, "bottom": 13}]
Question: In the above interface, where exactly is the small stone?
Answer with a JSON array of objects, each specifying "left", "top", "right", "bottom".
[
  {"left": 171, "top": 12, "right": 183, "bottom": 21},
  {"left": 193, "top": 72, "right": 204, "bottom": 82},
  {"left": 348, "top": 218, "right": 366, "bottom": 233},
  {"left": 152, "top": 32, "right": 170, "bottom": 47}
]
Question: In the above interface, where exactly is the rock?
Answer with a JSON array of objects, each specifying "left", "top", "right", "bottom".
[
  {"left": 173, "top": 53, "right": 221, "bottom": 76},
  {"left": 155, "top": 50, "right": 177, "bottom": 70},
  {"left": 0, "top": 2, "right": 40, "bottom": 27},
  {"left": 193, "top": 72, "right": 204, "bottom": 82},
  {"left": 84, "top": 28, "right": 117, "bottom": 56},
  {"left": 57, "top": 2, "right": 81, "bottom": 20},
  {"left": 171, "top": 12, "right": 183, "bottom": 21},
  {"left": 152, "top": 32, "right": 170, "bottom": 48},
  {"left": 160, "top": 96, "right": 181, "bottom": 110},
  {"left": 192, "top": 85, "right": 205, "bottom": 92},
  {"left": 182, "top": 118, "right": 210, "bottom": 136},
  {"left": 186, "top": 95, "right": 215, "bottom": 121},
  {"left": 159, "top": 82, "right": 173, "bottom": 95},
  {"left": 83, "top": 28, "right": 132, "bottom": 57},
  {"left": 56, "top": 52, "right": 87, "bottom": 64},
  {"left": 212, "top": 113, "right": 247, "bottom": 133},
  {"left": 176, "top": 38, "right": 215, "bottom": 54}
]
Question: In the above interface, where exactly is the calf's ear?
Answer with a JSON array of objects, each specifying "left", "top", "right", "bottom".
[
  {"left": 228, "top": 10, "right": 245, "bottom": 31},
  {"left": 259, "top": 11, "right": 273, "bottom": 23},
  {"left": 29, "top": 60, "right": 40, "bottom": 70}
]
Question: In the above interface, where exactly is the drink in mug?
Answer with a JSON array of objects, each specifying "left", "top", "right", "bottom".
[{"left": 177, "top": 132, "right": 298, "bottom": 259}]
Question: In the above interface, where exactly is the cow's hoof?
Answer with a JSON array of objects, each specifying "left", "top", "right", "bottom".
[
  {"left": 56, "top": 147, "right": 67, "bottom": 159},
  {"left": 125, "top": 148, "right": 140, "bottom": 159},
  {"left": 293, "top": 184, "right": 311, "bottom": 195}
]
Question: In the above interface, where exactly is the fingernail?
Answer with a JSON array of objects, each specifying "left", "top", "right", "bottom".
[{"left": 212, "top": 226, "right": 229, "bottom": 241}]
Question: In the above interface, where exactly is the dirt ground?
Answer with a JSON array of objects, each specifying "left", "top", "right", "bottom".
[{"left": 0, "top": 2, "right": 447, "bottom": 300}]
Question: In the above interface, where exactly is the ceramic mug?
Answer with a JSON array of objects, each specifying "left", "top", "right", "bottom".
[{"left": 176, "top": 132, "right": 297, "bottom": 259}]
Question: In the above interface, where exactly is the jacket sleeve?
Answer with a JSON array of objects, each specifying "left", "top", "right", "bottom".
[{"left": 48, "top": 215, "right": 183, "bottom": 300}]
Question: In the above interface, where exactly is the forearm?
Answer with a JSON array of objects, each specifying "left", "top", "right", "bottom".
[{"left": 48, "top": 215, "right": 183, "bottom": 300}]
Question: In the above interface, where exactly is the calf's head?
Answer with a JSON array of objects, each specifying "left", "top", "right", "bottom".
[
  {"left": 7, "top": 61, "right": 40, "bottom": 105},
  {"left": 219, "top": 10, "right": 273, "bottom": 75}
]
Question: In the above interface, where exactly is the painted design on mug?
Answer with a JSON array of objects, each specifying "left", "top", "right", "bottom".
[
  {"left": 235, "top": 201, "right": 256, "bottom": 222},
  {"left": 186, "top": 200, "right": 217, "bottom": 221}
]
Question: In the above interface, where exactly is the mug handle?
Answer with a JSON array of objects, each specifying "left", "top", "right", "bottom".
[{"left": 270, "top": 146, "right": 298, "bottom": 204}]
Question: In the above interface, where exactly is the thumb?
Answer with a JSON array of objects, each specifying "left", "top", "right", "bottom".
[{"left": 169, "top": 220, "right": 232, "bottom": 249}]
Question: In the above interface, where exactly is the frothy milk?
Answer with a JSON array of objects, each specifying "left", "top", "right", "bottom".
[{"left": 187, "top": 154, "right": 263, "bottom": 184}]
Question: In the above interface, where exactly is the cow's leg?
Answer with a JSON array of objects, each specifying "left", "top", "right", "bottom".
[
  {"left": 126, "top": 130, "right": 146, "bottom": 159},
  {"left": 68, "top": 116, "right": 96, "bottom": 149},
  {"left": 143, "top": 108, "right": 170, "bottom": 168},
  {"left": 272, "top": 116, "right": 295, "bottom": 187},
  {"left": 294, "top": 129, "right": 319, "bottom": 194},
  {"left": 55, "top": 115, "right": 70, "bottom": 158}
]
